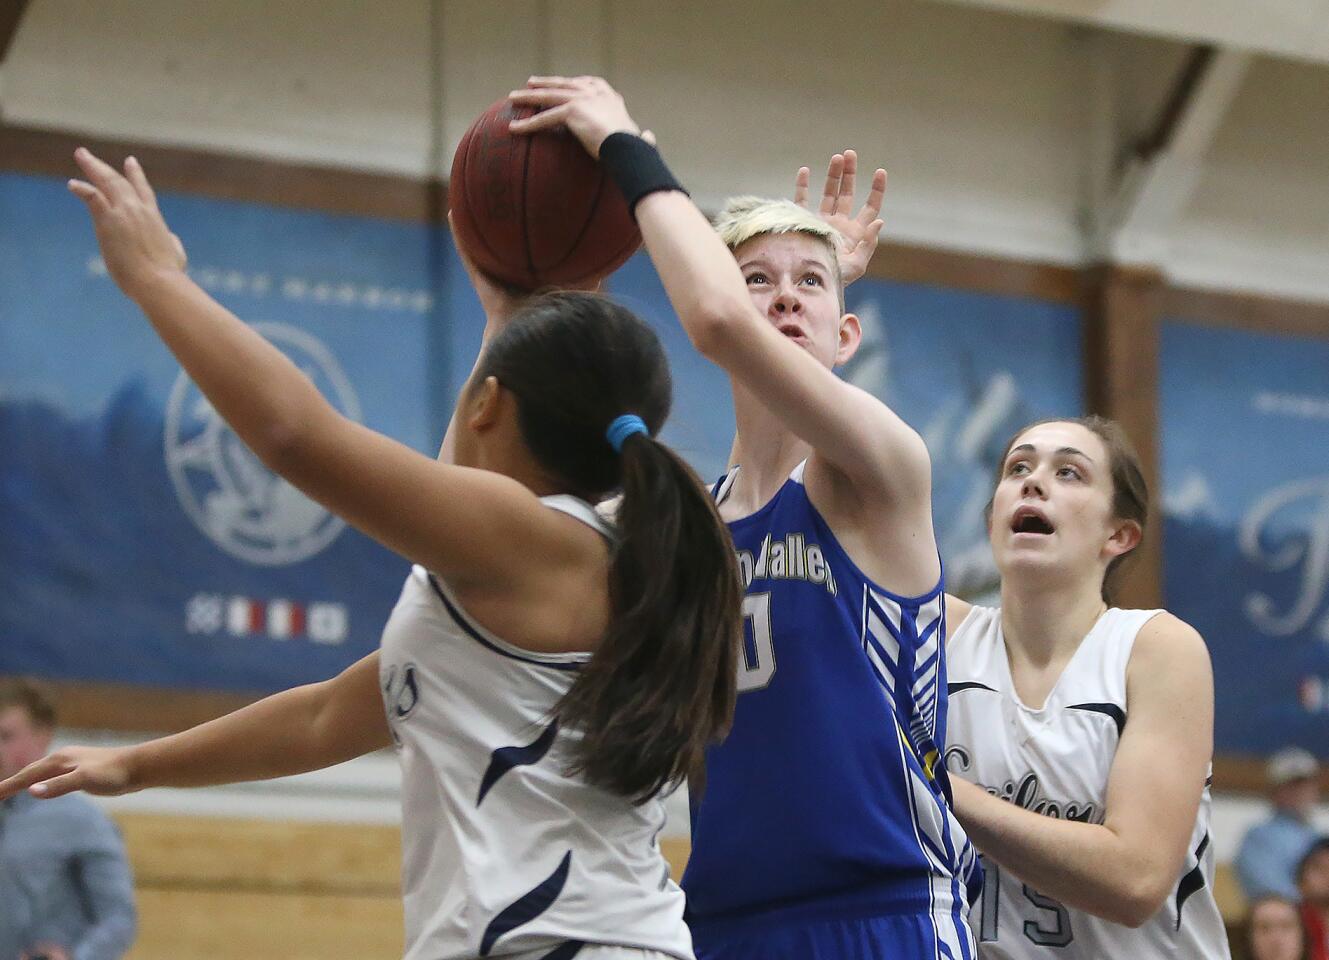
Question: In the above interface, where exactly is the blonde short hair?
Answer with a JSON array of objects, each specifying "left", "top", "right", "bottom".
[{"left": 713, "top": 197, "right": 845, "bottom": 309}]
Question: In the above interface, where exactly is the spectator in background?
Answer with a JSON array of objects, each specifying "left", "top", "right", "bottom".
[
  {"left": 0, "top": 680, "right": 136, "bottom": 960},
  {"left": 1238, "top": 748, "right": 1323, "bottom": 900},
  {"left": 1244, "top": 895, "right": 1308, "bottom": 960},
  {"left": 1299, "top": 839, "right": 1329, "bottom": 960}
]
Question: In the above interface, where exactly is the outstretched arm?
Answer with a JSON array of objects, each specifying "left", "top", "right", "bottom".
[
  {"left": 949, "top": 613, "right": 1215, "bottom": 927},
  {"left": 0, "top": 653, "right": 389, "bottom": 800},
  {"left": 508, "top": 78, "right": 933, "bottom": 523},
  {"left": 67, "top": 149, "right": 588, "bottom": 599}
]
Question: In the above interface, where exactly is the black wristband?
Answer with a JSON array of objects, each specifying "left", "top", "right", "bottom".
[{"left": 598, "top": 132, "right": 687, "bottom": 218}]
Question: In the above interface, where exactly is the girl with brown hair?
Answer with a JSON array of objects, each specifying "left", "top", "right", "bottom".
[{"left": 944, "top": 416, "right": 1230, "bottom": 958}]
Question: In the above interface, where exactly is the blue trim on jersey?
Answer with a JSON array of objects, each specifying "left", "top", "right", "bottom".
[
  {"left": 536, "top": 942, "right": 585, "bottom": 960},
  {"left": 479, "top": 850, "right": 574, "bottom": 955},
  {"left": 426, "top": 574, "right": 583, "bottom": 673},
  {"left": 687, "top": 465, "right": 976, "bottom": 941},
  {"left": 477, "top": 719, "right": 561, "bottom": 806}
]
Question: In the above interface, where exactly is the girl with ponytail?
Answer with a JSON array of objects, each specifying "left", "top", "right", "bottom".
[{"left": 0, "top": 147, "right": 740, "bottom": 959}]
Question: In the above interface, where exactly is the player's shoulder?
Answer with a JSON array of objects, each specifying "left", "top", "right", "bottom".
[
  {"left": 1128, "top": 610, "right": 1207, "bottom": 658},
  {"left": 945, "top": 597, "right": 997, "bottom": 644},
  {"left": 1125, "top": 609, "right": 1213, "bottom": 688}
]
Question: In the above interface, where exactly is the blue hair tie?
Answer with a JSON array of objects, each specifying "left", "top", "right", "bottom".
[{"left": 606, "top": 414, "right": 649, "bottom": 452}]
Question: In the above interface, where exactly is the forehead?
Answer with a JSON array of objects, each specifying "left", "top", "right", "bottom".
[
  {"left": 734, "top": 232, "right": 834, "bottom": 270},
  {"left": 1008, "top": 421, "right": 1106, "bottom": 462}
]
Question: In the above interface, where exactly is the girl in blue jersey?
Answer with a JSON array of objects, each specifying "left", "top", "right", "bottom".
[
  {"left": 0, "top": 146, "right": 745, "bottom": 960},
  {"left": 510, "top": 77, "right": 978, "bottom": 960}
]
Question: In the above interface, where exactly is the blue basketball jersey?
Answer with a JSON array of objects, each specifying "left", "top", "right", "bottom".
[{"left": 683, "top": 462, "right": 978, "bottom": 954}]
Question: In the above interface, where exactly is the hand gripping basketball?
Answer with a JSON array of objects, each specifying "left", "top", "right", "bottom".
[
  {"left": 507, "top": 76, "right": 642, "bottom": 158},
  {"left": 448, "top": 78, "right": 644, "bottom": 289}
]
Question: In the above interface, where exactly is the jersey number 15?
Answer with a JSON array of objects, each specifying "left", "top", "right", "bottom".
[{"left": 978, "top": 856, "right": 1074, "bottom": 948}]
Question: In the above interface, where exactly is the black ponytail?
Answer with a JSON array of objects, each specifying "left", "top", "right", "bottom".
[
  {"left": 475, "top": 292, "right": 742, "bottom": 803},
  {"left": 562, "top": 430, "right": 741, "bottom": 802}
]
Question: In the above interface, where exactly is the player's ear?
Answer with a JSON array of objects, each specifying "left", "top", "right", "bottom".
[
  {"left": 834, "top": 312, "right": 862, "bottom": 366},
  {"left": 465, "top": 375, "right": 504, "bottom": 432},
  {"left": 1104, "top": 517, "right": 1142, "bottom": 559}
]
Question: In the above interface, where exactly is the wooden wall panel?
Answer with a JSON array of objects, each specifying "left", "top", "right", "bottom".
[
  {"left": 1163, "top": 284, "right": 1329, "bottom": 339},
  {"left": 866, "top": 243, "right": 1081, "bottom": 304},
  {"left": 0, "top": 123, "right": 442, "bottom": 222},
  {"left": 1083, "top": 265, "right": 1167, "bottom": 609}
]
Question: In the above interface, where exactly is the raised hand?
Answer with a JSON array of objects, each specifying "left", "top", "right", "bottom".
[
  {"left": 0, "top": 744, "right": 136, "bottom": 801},
  {"left": 507, "top": 75, "right": 641, "bottom": 158},
  {"left": 67, "top": 148, "right": 187, "bottom": 302},
  {"left": 793, "top": 149, "right": 886, "bottom": 285}
]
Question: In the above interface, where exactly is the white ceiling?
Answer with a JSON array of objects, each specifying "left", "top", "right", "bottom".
[
  {"left": 2, "top": 0, "right": 1327, "bottom": 301},
  {"left": 927, "top": 0, "right": 1329, "bottom": 65}
]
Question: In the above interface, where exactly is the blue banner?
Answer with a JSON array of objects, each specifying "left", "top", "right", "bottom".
[
  {"left": 1161, "top": 321, "right": 1329, "bottom": 757},
  {"left": 842, "top": 281, "right": 1083, "bottom": 599},
  {"left": 1, "top": 172, "right": 440, "bottom": 692},
  {"left": 2, "top": 170, "right": 1082, "bottom": 693}
]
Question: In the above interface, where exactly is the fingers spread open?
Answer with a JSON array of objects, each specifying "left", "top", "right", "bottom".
[
  {"left": 793, "top": 166, "right": 811, "bottom": 206},
  {"left": 30, "top": 768, "right": 84, "bottom": 799},
  {"left": 858, "top": 169, "right": 887, "bottom": 225},
  {"left": 526, "top": 75, "right": 576, "bottom": 88},
  {"left": 509, "top": 102, "right": 571, "bottom": 133},
  {"left": 837, "top": 149, "right": 858, "bottom": 216},
  {"left": 0, "top": 754, "right": 69, "bottom": 799},
  {"left": 819, "top": 154, "right": 844, "bottom": 217},
  {"left": 74, "top": 148, "right": 134, "bottom": 206},
  {"left": 67, "top": 179, "right": 111, "bottom": 217},
  {"left": 508, "top": 87, "right": 575, "bottom": 107},
  {"left": 123, "top": 156, "right": 158, "bottom": 207}
]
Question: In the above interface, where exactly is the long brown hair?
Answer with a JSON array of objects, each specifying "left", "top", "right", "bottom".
[
  {"left": 476, "top": 291, "right": 742, "bottom": 803},
  {"left": 988, "top": 415, "right": 1148, "bottom": 604}
]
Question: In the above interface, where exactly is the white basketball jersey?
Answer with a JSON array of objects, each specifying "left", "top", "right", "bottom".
[
  {"left": 379, "top": 496, "right": 693, "bottom": 960},
  {"left": 944, "top": 606, "right": 1230, "bottom": 960}
]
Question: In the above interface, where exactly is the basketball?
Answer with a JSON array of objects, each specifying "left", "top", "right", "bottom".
[{"left": 448, "top": 98, "right": 641, "bottom": 291}]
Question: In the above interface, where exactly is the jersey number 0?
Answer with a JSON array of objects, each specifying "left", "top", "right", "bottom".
[{"left": 738, "top": 593, "right": 776, "bottom": 692}]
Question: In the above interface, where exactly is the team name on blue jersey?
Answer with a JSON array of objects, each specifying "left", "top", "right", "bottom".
[{"left": 737, "top": 531, "right": 838, "bottom": 596}]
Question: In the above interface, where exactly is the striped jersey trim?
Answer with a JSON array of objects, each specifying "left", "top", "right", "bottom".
[{"left": 425, "top": 572, "right": 589, "bottom": 672}]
